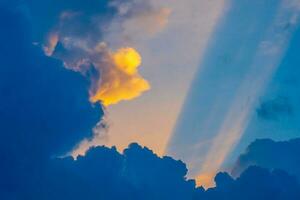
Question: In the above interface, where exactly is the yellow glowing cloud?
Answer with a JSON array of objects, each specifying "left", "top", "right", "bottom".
[
  {"left": 113, "top": 48, "right": 142, "bottom": 75},
  {"left": 90, "top": 47, "right": 150, "bottom": 106}
]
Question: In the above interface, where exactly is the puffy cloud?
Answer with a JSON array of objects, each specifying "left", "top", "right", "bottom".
[
  {"left": 52, "top": 41, "right": 150, "bottom": 107},
  {"left": 0, "top": 5, "right": 101, "bottom": 198},
  {"left": 11, "top": 143, "right": 199, "bottom": 200},
  {"left": 53, "top": 146, "right": 300, "bottom": 200},
  {"left": 88, "top": 46, "right": 150, "bottom": 106},
  {"left": 0, "top": 7, "right": 194, "bottom": 200},
  {"left": 232, "top": 138, "right": 300, "bottom": 180},
  {"left": 50, "top": 149, "right": 300, "bottom": 200},
  {"left": 256, "top": 97, "right": 293, "bottom": 120},
  {"left": 204, "top": 166, "right": 300, "bottom": 200},
  {"left": 23, "top": 0, "right": 171, "bottom": 154},
  {"left": 2, "top": 3, "right": 300, "bottom": 200},
  {"left": 29, "top": 0, "right": 170, "bottom": 107},
  {"left": 0, "top": 5, "right": 102, "bottom": 157}
]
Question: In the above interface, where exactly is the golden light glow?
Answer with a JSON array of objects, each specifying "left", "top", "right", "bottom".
[
  {"left": 90, "top": 47, "right": 150, "bottom": 106},
  {"left": 43, "top": 32, "right": 59, "bottom": 56},
  {"left": 113, "top": 48, "right": 142, "bottom": 75},
  {"left": 196, "top": 172, "right": 216, "bottom": 188}
]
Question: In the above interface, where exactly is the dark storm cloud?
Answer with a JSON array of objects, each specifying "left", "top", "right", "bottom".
[
  {"left": 257, "top": 96, "right": 293, "bottom": 120},
  {"left": 0, "top": 5, "right": 102, "bottom": 199},
  {"left": 204, "top": 166, "right": 300, "bottom": 200},
  {"left": 24, "top": 145, "right": 300, "bottom": 200},
  {"left": 232, "top": 138, "right": 300, "bottom": 180},
  {"left": 0, "top": 5, "right": 194, "bottom": 200},
  {"left": 0, "top": 2, "right": 102, "bottom": 171},
  {"left": 44, "top": 144, "right": 197, "bottom": 200}
]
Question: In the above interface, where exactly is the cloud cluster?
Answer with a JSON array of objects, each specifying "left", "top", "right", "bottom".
[
  {"left": 256, "top": 97, "right": 293, "bottom": 120},
  {"left": 24, "top": 0, "right": 171, "bottom": 154},
  {"left": 31, "top": 0, "right": 170, "bottom": 106},
  {"left": 29, "top": 145, "right": 300, "bottom": 200},
  {"left": 204, "top": 166, "right": 300, "bottom": 200},
  {"left": 35, "top": 144, "right": 197, "bottom": 200},
  {"left": 1, "top": 3, "right": 300, "bottom": 200},
  {"left": 0, "top": 5, "right": 102, "bottom": 157},
  {"left": 88, "top": 46, "right": 150, "bottom": 106},
  {"left": 0, "top": 5, "right": 100, "bottom": 198},
  {"left": 232, "top": 138, "right": 300, "bottom": 180}
]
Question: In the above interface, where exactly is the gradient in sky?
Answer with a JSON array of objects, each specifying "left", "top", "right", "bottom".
[
  {"left": 24, "top": 0, "right": 300, "bottom": 186},
  {"left": 104, "top": 0, "right": 226, "bottom": 156},
  {"left": 1, "top": 0, "right": 300, "bottom": 197},
  {"left": 167, "top": 0, "right": 300, "bottom": 186}
]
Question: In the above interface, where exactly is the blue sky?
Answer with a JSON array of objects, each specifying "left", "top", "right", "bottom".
[
  {"left": 1, "top": 0, "right": 300, "bottom": 198},
  {"left": 167, "top": 0, "right": 300, "bottom": 185}
]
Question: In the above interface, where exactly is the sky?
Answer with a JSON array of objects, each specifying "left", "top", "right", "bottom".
[
  {"left": 1, "top": 0, "right": 300, "bottom": 198},
  {"left": 102, "top": 0, "right": 226, "bottom": 157},
  {"left": 167, "top": 0, "right": 300, "bottom": 186}
]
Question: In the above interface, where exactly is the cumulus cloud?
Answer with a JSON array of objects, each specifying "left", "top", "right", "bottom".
[
  {"left": 232, "top": 138, "right": 300, "bottom": 180},
  {"left": 2, "top": 3, "right": 300, "bottom": 200},
  {"left": 47, "top": 146, "right": 300, "bottom": 200},
  {"left": 52, "top": 41, "right": 150, "bottom": 107},
  {"left": 35, "top": 0, "right": 170, "bottom": 107},
  {"left": 0, "top": 5, "right": 101, "bottom": 198},
  {"left": 205, "top": 166, "right": 300, "bottom": 200},
  {"left": 0, "top": 5, "right": 102, "bottom": 157},
  {"left": 256, "top": 97, "right": 293, "bottom": 120},
  {"left": 23, "top": 0, "right": 171, "bottom": 155},
  {"left": 88, "top": 45, "right": 150, "bottom": 106},
  {"left": 12, "top": 142, "right": 199, "bottom": 200}
]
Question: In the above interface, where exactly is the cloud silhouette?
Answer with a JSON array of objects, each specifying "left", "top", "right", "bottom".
[
  {"left": 205, "top": 166, "right": 300, "bottom": 200},
  {"left": 0, "top": 4, "right": 102, "bottom": 194},
  {"left": 232, "top": 138, "right": 300, "bottom": 180},
  {"left": 257, "top": 97, "right": 293, "bottom": 120},
  {"left": 1, "top": 3, "right": 300, "bottom": 200},
  {"left": 43, "top": 144, "right": 197, "bottom": 200}
]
